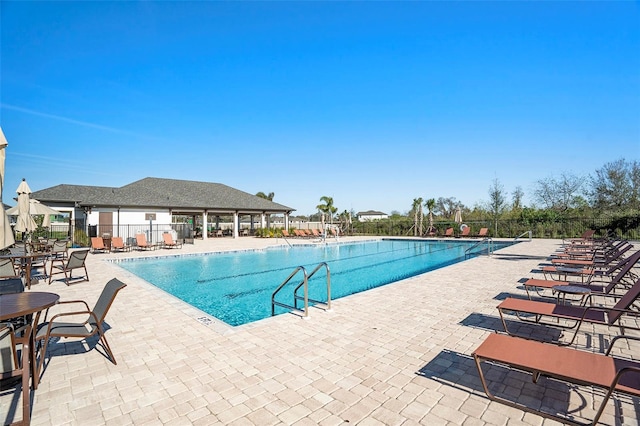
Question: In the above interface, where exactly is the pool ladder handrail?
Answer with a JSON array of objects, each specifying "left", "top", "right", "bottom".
[
  {"left": 271, "top": 262, "right": 331, "bottom": 318},
  {"left": 514, "top": 230, "right": 532, "bottom": 242},
  {"left": 294, "top": 262, "right": 331, "bottom": 312},
  {"left": 465, "top": 237, "right": 494, "bottom": 259}
]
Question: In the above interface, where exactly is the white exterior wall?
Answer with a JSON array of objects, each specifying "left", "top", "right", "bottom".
[
  {"left": 358, "top": 214, "right": 388, "bottom": 221},
  {"left": 86, "top": 209, "right": 172, "bottom": 225}
]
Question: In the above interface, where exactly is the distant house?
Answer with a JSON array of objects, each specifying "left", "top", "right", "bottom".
[
  {"left": 30, "top": 177, "right": 295, "bottom": 240},
  {"left": 357, "top": 210, "right": 388, "bottom": 221}
]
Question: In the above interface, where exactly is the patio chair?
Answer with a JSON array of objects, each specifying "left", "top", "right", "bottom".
[
  {"left": 443, "top": 227, "right": 454, "bottom": 237},
  {"left": 476, "top": 227, "right": 488, "bottom": 238},
  {"left": 162, "top": 233, "right": 182, "bottom": 249},
  {"left": 280, "top": 229, "right": 291, "bottom": 238},
  {"left": 458, "top": 226, "right": 471, "bottom": 238},
  {"left": 90, "top": 237, "right": 108, "bottom": 254},
  {"left": 35, "top": 278, "right": 127, "bottom": 376},
  {"left": 135, "top": 234, "right": 155, "bottom": 251},
  {"left": 110, "top": 236, "right": 129, "bottom": 252},
  {"left": 497, "top": 277, "right": 640, "bottom": 346},
  {"left": 473, "top": 332, "right": 640, "bottom": 425},
  {"left": 0, "top": 323, "right": 32, "bottom": 426},
  {"left": 48, "top": 249, "right": 90, "bottom": 285},
  {"left": 0, "top": 257, "right": 18, "bottom": 278}
]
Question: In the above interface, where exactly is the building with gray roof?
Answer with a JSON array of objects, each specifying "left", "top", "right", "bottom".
[{"left": 31, "top": 177, "right": 295, "bottom": 240}]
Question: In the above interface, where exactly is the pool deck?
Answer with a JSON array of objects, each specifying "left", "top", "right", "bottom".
[{"left": 3, "top": 236, "right": 640, "bottom": 425}]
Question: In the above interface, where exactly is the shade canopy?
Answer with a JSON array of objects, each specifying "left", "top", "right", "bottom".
[
  {"left": 14, "top": 178, "right": 37, "bottom": 233},
  {"left": 7, "top": 199, "right": 60, "bottom": 228},
  {"left": 0, "top": 127, "right": 15, "bottom": 249}
]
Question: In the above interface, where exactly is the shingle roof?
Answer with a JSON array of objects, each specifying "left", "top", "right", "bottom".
[
  {"left": 357, "top": 210, "right": 387, "bottom": 216},
  {"left": 30, "top": 177, "right": 294, "bottom": 213}
]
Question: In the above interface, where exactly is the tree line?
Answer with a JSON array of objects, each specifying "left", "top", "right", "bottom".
[{"left": 258, "top": 158, "right": 639, "bottom": 238}]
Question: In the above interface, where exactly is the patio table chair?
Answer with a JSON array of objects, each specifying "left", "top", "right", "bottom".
[
  {"left": 48, "top": 249, "right": 90, "bottom": 285},
  {"left": 0, "top": 323, "right": 32, "bottom": 426},
  {"left": 35, "top": 278, "right": 127, "bottom": 377},
  {"left": 0, "top": 257, "right": 18, "bottom": 278}
]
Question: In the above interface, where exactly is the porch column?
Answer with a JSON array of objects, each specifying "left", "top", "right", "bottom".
[
  {"left": 202, "top": 211, "right": 208, "bottom": 240},
  {"left": 233, "top": 212, "right": 239, "bottom": 239},
  {"left": 285, "top": 212, "right": 290, "bottom": 231},
  {"left": 261, "top": 213, "right": 266, "bottom": 229}
]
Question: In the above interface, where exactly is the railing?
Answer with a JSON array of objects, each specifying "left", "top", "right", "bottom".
[
  {"left": 294, "top": 262, "right": 331, "bottom": 312},
  {"left": 514, "top": 230, "right": 532, "bottom": 242},
  {"left": 465, "top": 238, "right": 494, "bottom": 259},
  {"left": 271, "top": 262, "right": 332, "bottom": 318},
  {"left": 272, "top": 266, "right": 309, "bottom": 318}
]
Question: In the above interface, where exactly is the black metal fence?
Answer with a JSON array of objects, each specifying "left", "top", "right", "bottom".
[
  {"left": 351, "top": 215, "right": 640, "bottom": 240},
  {"left": 30, "top": 221, "right": 194, "bottom": 247}
]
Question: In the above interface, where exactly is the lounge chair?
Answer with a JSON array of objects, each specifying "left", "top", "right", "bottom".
[
  {"left": 550, "top": 241, "right": 632, "bottom": 266},
  {"left": 216, "top": 229, "right": 224, "bottom": 237},
  {"left": 162, "top": 233, "right": 182, "bottom": 249},
  {"left": 476, "top": 227, "right": 488, "bottom": 238},
  {"left": 563, "top": 229, "right": 596, "bottom": 245},
  {"left": 443, "top": 227, "right": 454, "bottom": 237},
  {"left": 458, "top": 226, "right": 471, "bottom": 238},
  {"left": 544, "top": 244, "right": 634, "bottom": 281},
  {"left": 497, "top": 277, "right": 640, "bottom": 346},
  {"left": 35, "top": 278, "right": 127, "bottom": 377},
  {"left": 48, "top": 249, "right": 90, "bottom": 285},
  {"left": 425, "top": 226, "right": 437, "bottom": 237},
  {"left": 523, "top": 249, "right": 640, "bottom": 299},
  {"left": 473, "top": 332, "right": 640, "bottom": 425},
  {"left": 135, "top": 233, "right": 156, "bottom": 251},
  {"left": 110, "top": 236, "right": 129, "bottom": 252},
  {"left": 280, "top": 229, "right": 291, "bottom": 238},
  {"left": 0, "top": 323, "right": 32, "bottom": 426},
  {"left": 90, "top": 236, "right": 108, "bottom": 254}
]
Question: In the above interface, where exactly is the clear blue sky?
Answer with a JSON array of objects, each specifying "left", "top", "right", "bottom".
[{"left": 1, "top": 1, "right": 639, "bottom": 215}]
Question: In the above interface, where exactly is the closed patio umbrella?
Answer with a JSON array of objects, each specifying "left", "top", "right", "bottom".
[
  {"left": 14, "top": 178, "right": 37, "bottom": 234},
  {"left": 0, "top": 127, "right": 15, "bottom": 249},
  {"left": 7, "top": 199, "right": 59, "bottom": 228},
  {"left": 454, "top": 207, "right": 462, "bottom": 225}
]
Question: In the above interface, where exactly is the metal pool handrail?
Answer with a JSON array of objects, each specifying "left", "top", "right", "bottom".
[
  {"left": 465, "top": 238, "right": 494, "bottom": 258},
  {"left": 514, "top": 230, "right": 532, "bottom": 242},
  {"left": 271, "top": 262, "right": 332, "bottom": 319},
  {"left": 272, "top": 266, "right": 308, "bottom": 318},
  {"left": 294, "top": 262, "right": 331, "bottom": 312}
]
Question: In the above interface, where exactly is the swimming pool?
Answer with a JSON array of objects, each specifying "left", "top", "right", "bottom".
[{"left": 117, "top": 239, "right": 514, "bottom": 326}]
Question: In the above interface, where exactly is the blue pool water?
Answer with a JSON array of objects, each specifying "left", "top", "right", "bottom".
[{"left": 117, "top": 239, "right": 514, "bottom": 326}]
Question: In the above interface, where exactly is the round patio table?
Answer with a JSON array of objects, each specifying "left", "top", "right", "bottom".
[
  {"left": 0, "top": 291, "right": 60, "bottom": 389},
  {"left": 552, "top": 285, "right": 591, "bottom": 306}
]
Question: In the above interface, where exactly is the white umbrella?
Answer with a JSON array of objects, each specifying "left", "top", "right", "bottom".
[
  {"left": 0, "top": 127, "right": 15, "bottom": 249},
  {"left": 7, "top": 199, "right": 59, "bottom": 228},
  {"left": 14, "top": 178, "right": 37, "bottom": 233}
]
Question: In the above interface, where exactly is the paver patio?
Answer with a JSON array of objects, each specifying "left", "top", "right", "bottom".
[{"left": 2, "top": 237, "right": 639, "bottom": 425}]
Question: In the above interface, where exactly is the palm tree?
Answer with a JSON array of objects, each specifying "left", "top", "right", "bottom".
[
  {"left": 255, "top": 191, "right": 274, "bottom": 201},
  {"left": 425, "top": 198, "right": 436, "bottom": 233},
  {"left": 317, "top": 196, "right": 337, "bottom": 228},
  {"left": 256, "top": 192, "right": 275, "bottom": 228},
  {"left": 411, "top": 198, "right": 421, "bottom": 236},
  {"left": 417, "top": 198, "right": 424, "bottom": 236}
]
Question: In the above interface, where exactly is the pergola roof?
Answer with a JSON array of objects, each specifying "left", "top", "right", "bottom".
[{"left": 30, "top": 177, "right": 294, "bottom": 214}]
